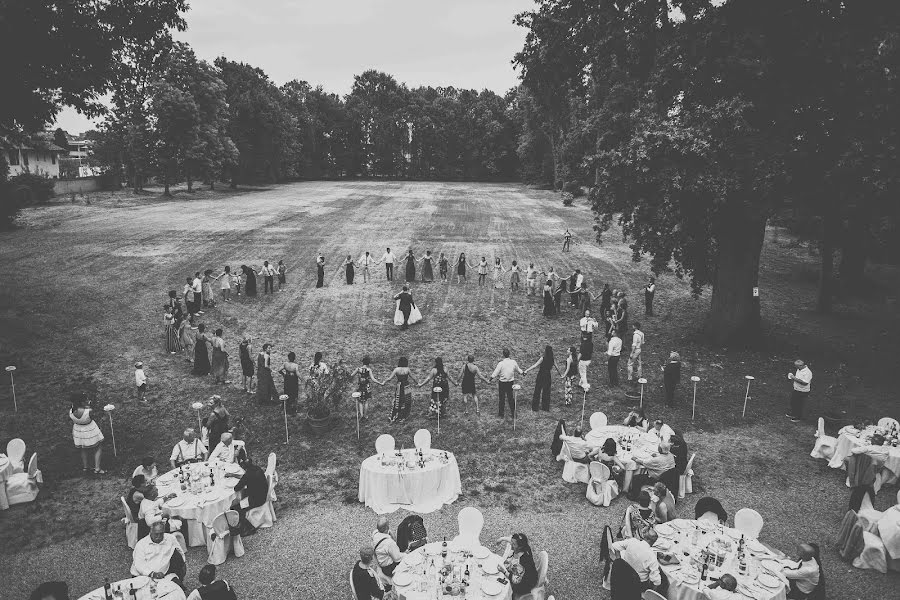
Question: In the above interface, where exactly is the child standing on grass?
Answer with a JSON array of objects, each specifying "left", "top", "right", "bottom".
[
  {"left": 135, "top": 361, "right": 147, "bottom": 402},
  {"left": 232, "top": 268, "right": 243, "bottom": 296},
  {"left": 478, "top": 257, "right": 488, "bottom": 286},
  {"left": 215, "top": 266, "right": 232, "bottom": 302},
  {"left": 277, "top": 260, "right": 287, "bottom": 291}
]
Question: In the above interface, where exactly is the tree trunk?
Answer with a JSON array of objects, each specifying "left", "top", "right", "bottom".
[
  {"left": 186, "top": 166, "right": 193, "bottom": 193},
  {"left": 703, "top": 214, "right": 767, "bottom": 345}
]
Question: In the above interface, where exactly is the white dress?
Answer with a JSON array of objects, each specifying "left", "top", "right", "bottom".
[
  {"left": 70, "top": 408, "right": 105, "bottom": 448},
  {"left": 393, "top": 300, "right": 423, "bottom": 326}
]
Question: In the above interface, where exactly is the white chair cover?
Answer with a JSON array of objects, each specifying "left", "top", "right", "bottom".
[
  {"left": 621, "top": 505, "right": 635, "bottom": 538},
  {"left": 454, "top": 507, "right": 484, "bottom": 550},
  {"left": 349, "top": 568, "right": 358, "bottom": 599},
  {"left": 559, "top": 442, "right": 590, "bottom": 484},
  {"left": 517, "top": 550, "right": 550, "bottom": 600},
  {"left": 589, "top": 412, "right": 608, "bottom": 429},
  {"left": 877, "top": 417, "right": 899, "bottom": 431},
  {"left": 6, "top": 438, "right": 25, "bottom": 473},
  {"left": 586, "top": 462, "right": 618, "bottom": 507},
  {"left": 414, "top": 429, "right": 432, "bottom": 450},
  {"left": 246, "top": 473, "right": 277, "bottom": 529},
  {"left": 854, "top": 530, "right": 888, "bottom": 573},
  {"left": 6, "top": 452, "right": 41, "bottom": 505},
  {"left": 120, "top": 496, "right": 139, "bottom": 549},
  {"left": 857, "top": 492, "right": 884, "bottom": 526},
  {"left": 734, "top": 508, "right": 764, "bottom": 539},
  {"left": 375, "top": 434, "right": 395, "bottom": 455},
  {"left": 265, "top": 452, "right": 278, "bottom": 502},
  {"left": 678, "top": 453, "right": 696, "bottom": 499},
  {"left": 810, "top": 417, "right": 837, "bottom": 460},
  {"left": 207, "top": 510, "right": 245, "bottom": 565},
  {"left": 642, "top": 591, "right": 667, "bottom": 600}
]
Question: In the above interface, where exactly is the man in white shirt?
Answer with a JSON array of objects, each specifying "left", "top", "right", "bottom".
[
  {"left": 627, "top": 322, "right": 645, "bottom": 383},
  {"left": 138, "top": 485, "right": 181, "bottom": 531},
  {"left": 131, "top": 521, "right": 186, "bottom": 581},
  {"left": 580, "top": 309, "right": 599, "bottom": 337},
  {"left": 381, "top": 247, "right": 395, "bottom": 281},
  {"left": 372, "top": 516, "right": 404, "bottom": 576},
  {"left": 651, "top": 419, "right": 675, "bottom": 443},
  {"left": 135, "top": 361, "right": 147, "bottom": 402},
  {"left": 191, "top": 274, "right": 203, "bottom": 313},
  {"left": 783, "top": 544, "right": 820, "bottom": 598},
  {"left": 490, "top": 348, "right": 524, "bottom": 420},
  {"left": 208, "top": 433, "right": 245, "bottom": 464},
  {"left": 170, "top": 428, "right": 208, "bottom": 468},
  {"left": 611, "top": 530, "right": 661, "bottom": 591},
  {"left": 559, "top": 427, "right": 593, "bottom": 463},
  {"left": 641, "top": 442, "right": 676, "bottom": 479},
  {"left": 358, "top": 251, "right": 377, "bottom": 283},
  {"left": 607, "top": 329, "right": 622, "bottom": 386},
  {"left": 260, "top": 260, "right": 276, "bottom": 294},
  {"left": 787, "top": 359, "right": 812, "bottom": 423}
]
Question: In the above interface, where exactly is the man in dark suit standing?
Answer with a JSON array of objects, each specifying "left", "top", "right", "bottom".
[{"left": 394, "top": 286, "right": 414, "bottom": 329}]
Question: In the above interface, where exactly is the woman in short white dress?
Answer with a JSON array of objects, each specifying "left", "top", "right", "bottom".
[{"left": 69, "top": 393, "right": 105, "bottom": 474}]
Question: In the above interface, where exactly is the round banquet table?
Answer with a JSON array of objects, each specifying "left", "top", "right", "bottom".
[
  {"left": 77, "top": 576, "right": 185, "bottom": 600},
  {"left": 584, "top": 425, "right": 659, "bottom": 468},
  {"left": 827, "top": 426, "right": 900, "bottom": 487},
  {"left": 391, "top": 541, "right": 512, "bottom": 600},
  {"left": 653, "top": 519, "right": 789, "bottom": 600},
  {"left": 358, "top": 449, "right": 461, "bottom": 515},
  {"left": 155, "top": 461, "right": 243, "bottom": 546},
  {"left": 0, "top": 454, "right": 12, "bottom": 510}
]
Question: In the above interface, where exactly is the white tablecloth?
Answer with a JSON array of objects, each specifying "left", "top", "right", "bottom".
[
  {"left": 358, "top": 450, "right": 461, "bottom": 514},
  {"left": 584, "top": 426, "right": 658, "bottom": 469},
  {"left": 155, "top": 462, "right": 243, "bottom": 544},
  {"left": 655, "top": 519, "right": 789, "bottom": 600},
  {"left": 828, "top": 429, "right": 900, "bottom": 485},
  {"left": 392, "top": 541, "right": 512, "bottom": 600},
  {"left": 0, "top": 454, "right": 11, "bottom": 510},
  {"left": 77, "top": 576, "right": 185, "bottom": 600}
]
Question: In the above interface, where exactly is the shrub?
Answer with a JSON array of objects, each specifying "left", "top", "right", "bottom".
[
  {"left": 8, "top": 171, "right": 55, "bottom": 205},
  {"left": 561, "top": 192, "right": 575, "bottom": 206},
  {"left": 304, "top": 363, "right": 353, "bottom": 418},
  {"left": 562, "top": 181, "right": 585, "bottom": 197}
]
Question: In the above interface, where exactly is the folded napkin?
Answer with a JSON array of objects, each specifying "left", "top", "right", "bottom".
[{"left": 657, "top": 552, "right": 680, "bottom": 566}]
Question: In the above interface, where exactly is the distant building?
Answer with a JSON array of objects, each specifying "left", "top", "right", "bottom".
[
  {"left": 5, "top": 137, "right": 65, "bottom": 178},
  {"left": 67, "top": 137, "right": 94, "bottom": 160}
]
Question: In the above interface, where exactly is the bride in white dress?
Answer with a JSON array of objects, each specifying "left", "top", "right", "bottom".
[{"left": 393, "top": 285, "right": 422, "bottom": 328}]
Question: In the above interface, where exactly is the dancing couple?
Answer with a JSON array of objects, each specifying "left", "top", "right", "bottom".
[{"left": 393, "top": 286, "right": 423, "bottom": 330}]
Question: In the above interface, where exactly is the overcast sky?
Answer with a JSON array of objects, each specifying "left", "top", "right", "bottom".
[{"left": 54, "top": 0, "right": 533, "bottom": 134}]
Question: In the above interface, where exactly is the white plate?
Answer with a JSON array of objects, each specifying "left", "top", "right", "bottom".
[
  {"left": 165, "top": 496, "right": 185, "bottom": 508},
  {"left": 481, "top": 579, "right": 503, "bottom": 596},
  {"left": 747, "top": 539, "right": 767, "bottom": 553},
  {"left": 474, "top": 546, "right": 491, "bottom": 559},
  {"left": 392, "top": 572, "right": 413, "bottom": 587},
  {"left": 424, "top": 543, "right": 441, "bottom": 555},
  {"left": 726, "top": 529, "right": 741, "bottom": 540},
  {"left": 130, "top": 576, "right": 149, "bottom": 589},
  {"left": 758, "top": 573, "right": 781, "bottom": 589},
  {"left": 759, "top": 558, "right": 781, "bottom": 572},
  {"left": 405, "top": 552, "right": 423, "bottom": 566},
  {"left": 656, "top": 523, "right": 675, "bottom": 537},
  {"left": 653, "top": 539, "right": 673, "bottom": 551},
  {"left": 481, "top": 561, "right": 499, "bottom": 575},
  {"left": 680, "top": 571, "right": 700, "bottom": 585}
]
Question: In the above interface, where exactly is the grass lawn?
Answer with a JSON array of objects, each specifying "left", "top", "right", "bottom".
[{"left": 0, "top": 181, "right": 898, "bottom": 599}]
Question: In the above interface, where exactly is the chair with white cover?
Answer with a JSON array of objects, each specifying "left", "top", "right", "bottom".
[
  {"left": 207, "top": 510, "right": 245, "bottom": 565},
  {"left": 620, "top": 505, "right": 635, "bottom": 539},
  {"left": 349, "top": 568, "right": 357, "bottom": 600},
  {"left": 642, "top": 591, "right": 667, "bottom": 600},
  {"left": 6, "top": 438, "right": 26, "bottom": 473},
  {"left": 559, "top": 442, "right": 590, "bottom": 484},
  {"left": 414, "top": 429, "right": 432, "bottom": 451},
  {"left": 586, "top": 462, "right": 619, "bottom": 507},
  {"left": 857, "top": 491, "right": 884, "bottom": 527},
  {"left": 120, "top": 497, "right": 139, "bottom": 549},
  {"left": 734, "top": 508, "right": 764, "bottom": 539},
  {"left": 590, "top": 412, "right": 608, "bottom": 429},
  {"left": 265, "top": 452, "right": 278, "bottom": 502},
  {"left": 877, "top": 417, "right": 899, "bottom": 431},
  {"left": 854, "top": 530, "right": 888, "bottom": 573},
  {"left": 6, "top": 452, "right": 42, "bottom": 505},
  {"left": 810, "top": 418, "right": 837, "bottom": 460},
  {"left": 453, "top": 507, "right": 484, "bottom": 550},
  {"left": 246, "top": 473, "right": 277, "bottom": 529},
  {"left": 678, "top": 453, "right": 696, "bottom": 499},
  {"left": 517, "top": 550, "right": 550, "bottom": 600},
  {"left": 374, "top": 434, "right": 395, "bottom": 455}
]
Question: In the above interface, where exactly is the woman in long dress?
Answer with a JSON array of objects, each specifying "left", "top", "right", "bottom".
[
  {"left": 352, "top": 356, "right": 382, "bottom": 421},
  {"left": 492, "top": 258, "right": 506, "bottom": 289},
  {"left": 239, "top": 338, "right": 254, "bottom": 392},
  {"left": 421, "top": 250, "right": 434, "bottom": 283},
  {"left": 210, "top": 328, "right": 230, "bottom": 384},
  {"left": 561, "top": 346, "right": 579, "bottom": 406},
  {"left": 542, "top": 279, "right": 555, "bottom": 316},
  {"left": 405, "top": 250, "right": 416, "bottom": 283},
  {"left": 343, "top": 255, "right": 355, "bottom": 284},
  {"left": 419, "top": 357, "right": 450, "bottom": 418},
  {"left": 256, "top": 343, "right": 278, "bottom": 403},
  {"left": 164, "top": 306, "right": 182, "bottom": 354},
  {"left": 554, "top": 279, "right": 567, "bottom": 314},
  {"left": 316, "top": 256, "right": 325, "bottom": 288},
  {"left": 524, "top": 345, "right": 561, "bottom": 411},
  {"left": 380, "top": 357, "right": 420, "bottom": 423},
  {"left": 193, "top": 323, "right": 212, "bottom": 376},
  {"left": 456, "top": 355, "right": 491, "bottom": 414},
  {"left": 241, "top": 265, "right": 258, "bottom": 297},
  {"left": 69, "top": 393, "right": 105, "bottom": 474},
  {"left": 280, "top": 351, "right": 300, "bottom": 415},
  {"left": 205, "top": 395, "right": 230, "bottom": 449},
  {"left": 455, "top": 253, "right": 474, "bottom": 284}
]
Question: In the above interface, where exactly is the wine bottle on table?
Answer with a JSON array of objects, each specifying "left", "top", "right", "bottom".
[
  {"left": 103, "top": 578, "right": 112, "bottom": 600},
  {"left": 700, "top": 557, "right": 709, "bottom": 581}
]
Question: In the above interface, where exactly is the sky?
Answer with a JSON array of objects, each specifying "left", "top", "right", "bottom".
[{"left": 53, "top": 0, "right": 534, "bottom": 135}]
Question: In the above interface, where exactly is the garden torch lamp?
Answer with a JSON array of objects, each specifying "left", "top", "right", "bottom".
[
  {"left": 691, "top": 376, "right": 700, "bottom": 421},
  {"left": 433, "top": 387, "right": 443, "bottom": 435},
  {"left": 637, "top": 378, "right": 647, "bottom": 408},
  {"left": 5, "top": 366, "right": 16, "bottom": 412},
  {"left": 743, "top": 375, "right": 754, "bottom": 418},
  {"left": 580, "top": 383, "right": 590, "bottom": 430},
  {"left": 191, "top": 401, "right": 204, "bottom": 433},
  {"left": 104, "top": 403, "right": 117, "bottom": 457},
  {"left": 278, "top": 395, "right": 290, "bottom": 444},
  {"left": 512, "top": 384, "right": 521, "bottom": 432},
  {"left": 352, "top": 391, "right": 361, "bottom": 440}
]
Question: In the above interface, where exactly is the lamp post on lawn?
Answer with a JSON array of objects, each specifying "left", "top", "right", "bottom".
[
  {"left": 433, "top": 387, "right": 443, "bottom": 435},
  {"left": 279, "top": 395, "right": 290, "bottom": 444},
  {"left": 191, "top": 401, "right": 204, "bottom": 433},
  {"left": 637, "top": 378, "right": 647, "bottom": 408},
  {"left": 512, "top": 385, "right": 521, "bottom": 432},
  {"left": 5, "top": 366, "right": 16, "bottom": 412},
  {"left": 743, "top": 375, "right": 755, "bottom": 418},
  {"left": 691, "top": 376, "right": 700, "bottom": 421},
  {"left": 580, "top": 383, "right": 591, "bottom": 430},
  {"left": 104, "top": 403, "right": 117, "bottom": 456},
  {"left": 352, "top": 392, "right": 361, "bottom": 440}
]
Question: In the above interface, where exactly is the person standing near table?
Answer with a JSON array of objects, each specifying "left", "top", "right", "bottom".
[
  {"left": 606, "top": 329, "right": 622, "bottom": 386},
  {"left": 381, "top": 247, "right": 395, "bottom": 281},
  {"left": 260, "top": 260, "right": 276, "bottom": 294},
  {"left": 352, "top": 546, "right": 389, "bottom": 600},
  {"left": 645, "top": 277, "right": 656, "bottom": 316},
  {"left": 627, "top": 322, "right": 644, "bottom": 384},
  {"left": 315, "top": 255, "right": 326, "bottom": 288},
  {"left": 490, "top": 348, "right": 524, "bottom": 421},
  {"left": 359, "top": 251, "right": 377, "bottom": 283},
  {"left": 787, "top": 359, "right": 813, "bottom": 423},
  {"left": 662, "top": 351, "right": 681, "bottom": 406},
  {"left": 524, "top": 345, "right": 561, "bottom": 411},
  {"left": 456, "top": 355, "right": 491, "bottom": 415},
  {"left": 205, "top": 395, "right": 230, "bottom": 450}
]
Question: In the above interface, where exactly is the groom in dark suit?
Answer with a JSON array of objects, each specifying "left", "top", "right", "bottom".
[{"left": 394, "top": 286, "right": 414, "bottom": 329}]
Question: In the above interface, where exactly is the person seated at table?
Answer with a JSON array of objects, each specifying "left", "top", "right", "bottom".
[
  {"left": 611, "top": 529, "right": 661, "bottom": 592},
  {"left": 131, "top": 521, "right": 187, "bottom": 584},
  {"left": 497, "top": 533, "right": 538, "bottom": 596},
  {"left": 126, "top": 474, "right": 149, "bottom": 521},
  {"left": 230, "top": 455, "right": 268, "bottom": 535},
  {"left": 641, "top": 442, "right": 676, "bottom": 479},
  {"left": 29, "top": 581, "right": 69, "bottom": 600},
  {"left": 352, "top": 545, "right": 388, "bottom": 600},
  {"left": 695, "top": 497, "right": 728, "bottom": 524},
  {"left": 650, "top": 419, "right": 675, "bottom": 443},
  {"left": 139, "top": 485, "right": 183, "bottom": 534},
  {"left": 651, "top": 482, "right": 676, "bottom": 523},
  {"left": 559, "top": 426, "right": 593, "bottom": 464},
  {"left": 208, "top": 432, "right": 246, "bottom": 464},
  {"left": 170, "top": 428, "right": 208, "bottom": 469},
  {"left": 593, "top": 437, "right": 635, "bottom": 492},
  {"left": 132, "top": 456, "right": 159, "bottom": 484},
  {"left": 670, "top": 431, "right": 690, "bottom": 475},
  {"left": 373, "top": 516, "right": 405, "bottom": 576},
  {"left": 703, "top": 574, "right": 739, "bottom": 599},
  {"left": 628, "top": 490, "right": 658, "bottom": 540},
  {"left": 187, "top": 564, "right": 237, "bottom": 600},
  {"left": 783, "top": 543, "right": 822, "bottom": 599},
  {"left": 623, "top": 407, "right": 650, "bottom": 431}
]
